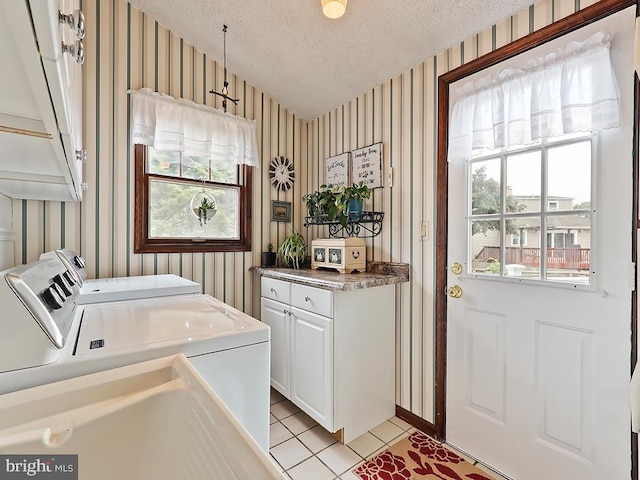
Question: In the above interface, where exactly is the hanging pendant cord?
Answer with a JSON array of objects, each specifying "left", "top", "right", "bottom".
[
  {"left": 223, "top": 25, "right": 228, "bottom": 92},
  {"left": 209, "top": 24, "right": 239, "bottom": 111}
]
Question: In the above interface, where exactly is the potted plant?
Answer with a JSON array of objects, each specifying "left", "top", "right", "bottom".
[
  {"left": 334, "top": 181, "right": 371, "bottom": 226},
  {"left": 278, "top": 229, "right": 307, "bottom": 269},
  {"left": 194, "top": 196, "right": 217, "bottom": 226},
  {"left": 261, "top": 243, "right": 277, "bottom": 267},
  {"left": 302, "top": 184, "right": 338, "bottom": 219}
]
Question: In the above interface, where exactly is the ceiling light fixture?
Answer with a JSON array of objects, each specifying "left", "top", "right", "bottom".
[
  {"left": 209, "top": 24, "right": 239, "bottom": 111},
  {"left": 321, "top": 0, "right": 347, "bottom": 19}
]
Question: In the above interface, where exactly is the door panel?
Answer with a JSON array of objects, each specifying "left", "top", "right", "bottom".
[
  {"left": 445, "top": 8, "right": 633, "bottom": 480},
  {"left": 260, "top": 297, "right": 290, "bottom": 397}
]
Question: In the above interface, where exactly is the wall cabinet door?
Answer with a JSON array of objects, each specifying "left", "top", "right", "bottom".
[
  {"left": 290, "top": 306, "right": 333, "bottom": 430},
  {"left": 260, "top": 297, "right": 290, "bottom": 397}
]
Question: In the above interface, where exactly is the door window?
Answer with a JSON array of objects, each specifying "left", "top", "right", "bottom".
[{"left": 469, "top": 135, "right": 594, "bottom": 284}]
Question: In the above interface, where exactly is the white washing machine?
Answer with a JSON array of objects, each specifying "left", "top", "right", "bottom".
[
  {"left": 0, "top": 256, "right": 271, "bottom": 451},
  {"left": 40, "top": 249, "right": 201, "bottom": 304}
]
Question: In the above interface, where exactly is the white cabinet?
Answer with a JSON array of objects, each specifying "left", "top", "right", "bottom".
[
  {"left": 0, "top": 0, "right": 85, "bottom": 202},
  {"left": 260, "top": 276, "right": 395, "bottom": 443},
  {"left": 290, "top": 307, "right": 333, "bottom": 427},
  {"left": 261, "top": 297, "right": 291, "bottom": 397}
]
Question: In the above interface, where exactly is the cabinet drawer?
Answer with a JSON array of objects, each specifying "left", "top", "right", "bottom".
[
  {"left": 291, "top": 283, "right": 333, "bottom": 318},
  {"left": 261, "top": 277, "right": 290, "bottom": 304}
]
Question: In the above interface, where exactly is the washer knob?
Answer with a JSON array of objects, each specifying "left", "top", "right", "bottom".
[
  {"left": 73, "top": 256, "right": 85, "bottom": 269},
  {"left": 42, "top": 285, "right": 65, "bottom": 310},
  {"left": 63, "top": 270, "right": 76, "bottom": 285},
  {"left": 53, "top": 274, "right": 72, "bottom": 297}
]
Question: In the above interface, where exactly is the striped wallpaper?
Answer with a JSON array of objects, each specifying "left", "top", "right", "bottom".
[{"left": 9, "top": 0, "right": 598, "bottom": 426}]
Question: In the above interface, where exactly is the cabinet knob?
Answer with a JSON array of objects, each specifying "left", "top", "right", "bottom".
[
  {"left": 76, "top": 148, "right": 87, "bottom": 164},
  {"left": 80, "top": 182, "right": 88, "bottom": 191},
  {"left": 304, "top": 296, "right": 311, "bottom": 302},
  {"left": 270, "top": 287, "right": 276, "bottom": 293},
  {"left": 59, "top": 9, "right": 85, "bottom": 40},
  {"left": 62, "top": 40, "right": 84, "bottom": 65}
]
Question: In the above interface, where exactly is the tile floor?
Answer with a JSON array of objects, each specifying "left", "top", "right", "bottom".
[{"left": 268, "top": 389, "right": 510, "bottom": 480}]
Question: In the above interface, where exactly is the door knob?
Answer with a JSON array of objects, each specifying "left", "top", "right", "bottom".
[{"left": 446, "top": 285, "right": 463, "bottom": 298}]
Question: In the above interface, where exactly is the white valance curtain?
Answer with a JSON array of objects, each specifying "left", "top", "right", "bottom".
[
  {"left": 129, "top": 88, "right": 259, "bottom": 167},
  {"left": 448, "top": 31, "right": 620, "bottom": 162}
]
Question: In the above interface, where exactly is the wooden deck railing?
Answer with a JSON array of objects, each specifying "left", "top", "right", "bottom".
[{"left": 475, "top": 246, "right": 590, "bottom": 270}]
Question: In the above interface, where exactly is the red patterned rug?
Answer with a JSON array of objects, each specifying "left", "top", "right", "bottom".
[{"left": 353, "top": 431, "right": 496, "bottom": 480}]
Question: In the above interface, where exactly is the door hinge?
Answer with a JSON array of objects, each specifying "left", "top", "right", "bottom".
[{"left": 631, "top": 262, "right": 636, "bottom": 292}]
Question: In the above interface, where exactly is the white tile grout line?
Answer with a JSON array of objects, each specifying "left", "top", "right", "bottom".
[{"left": 269, "top": 408, "right": 415, "bottom": 479}]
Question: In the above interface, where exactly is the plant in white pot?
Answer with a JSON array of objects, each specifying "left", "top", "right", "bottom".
[{"left": 194, "top": 196, "right": 217, "bottom": 226}]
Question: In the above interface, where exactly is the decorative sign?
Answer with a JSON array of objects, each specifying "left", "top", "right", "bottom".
[
  {"left": 352, "top": 143, "right": 383, "bottom": 189},
  {"left": 324, "top": 152, "right": 349, "bottom": 187}
]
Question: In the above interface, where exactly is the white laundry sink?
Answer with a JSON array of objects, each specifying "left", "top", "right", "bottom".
[{"left": 0, "top": 355, "right": 285, "bottom": 480}]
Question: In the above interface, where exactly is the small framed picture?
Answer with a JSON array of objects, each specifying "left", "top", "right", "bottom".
[{"left": 271, "top": 201, "right": 292, "bottom": 222}]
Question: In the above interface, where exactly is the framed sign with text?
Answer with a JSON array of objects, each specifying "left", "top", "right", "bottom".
[
  {"left": 324, "top": 152, "right": 350, "bottom": 187},
  {"left": 352, "top": 143, "right": 382, "bottom": 189}
]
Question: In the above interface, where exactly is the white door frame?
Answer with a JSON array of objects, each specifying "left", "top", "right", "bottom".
[{"left": 434, "top": 0, "right": 637, "bottom": 474}]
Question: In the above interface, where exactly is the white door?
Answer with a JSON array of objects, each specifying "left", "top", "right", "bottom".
[
  {"left": 446, "top": 10, "right": 634, "bottom": 480},
  {"left": 261, "top": 298, "right": 291, "bottom": 397}
]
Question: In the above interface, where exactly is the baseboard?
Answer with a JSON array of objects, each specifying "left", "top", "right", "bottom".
[{"left": 395, "top": 405, "right": 442, "bottom": 441}]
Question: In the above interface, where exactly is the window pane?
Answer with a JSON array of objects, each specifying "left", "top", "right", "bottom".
[
  {"left": 547, "top": 141, "right": 591, "bottom": 211},
  {"left": 211, "top": 158, "right": 238, "bottom": 184},
  {"left": 504, "top": 216, "right": 541, "bottom": 279},
  {"left": 182, "top": 155, "right": 209, "bottom": 180},
  {"left": 471, "top": 158, "right": 501, "bottom": 215},
  {"left": 148, "top": 179, "right": 239, "bottom": 239},
  {"left": 147, "top": 148, "right": 181, "bottom": 177},
  {"left": 506, "top": 151, "right": 541, "bottom": 213},
  {"left": 545, "top": 214, "right": 591, "bottom": 283},
  {"left": 470, "top": 219, "right": 502, "bottom": 275}
]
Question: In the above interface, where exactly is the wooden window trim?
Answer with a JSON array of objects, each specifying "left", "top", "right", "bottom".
[{"left": 134, "top": 144, "right": 252, "bottom": 253}]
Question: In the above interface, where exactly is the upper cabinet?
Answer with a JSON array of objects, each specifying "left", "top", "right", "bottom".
[{"left": 0, "top": 0, "right": 86, "bottom": 202}]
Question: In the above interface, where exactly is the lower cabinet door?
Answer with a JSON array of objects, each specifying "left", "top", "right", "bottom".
[
  {"left": 290, "top": 306, "right": 333, "bottom": 431},
  {"left": 261, "top": 297, "right": 290, "bottom": 397}
]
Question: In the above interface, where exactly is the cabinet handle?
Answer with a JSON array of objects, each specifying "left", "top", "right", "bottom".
[
  {"left": 76, "top": 148, "right": 87, "bottom": 164},
  {"left": 62, "top": 40, "right": 85, "bottom": 65},
  {"left": 304, "top": 296, "right": 311, "bottom": 302},
  {"left": 59, "top": 9, "right": 85, "bottom": 40}
]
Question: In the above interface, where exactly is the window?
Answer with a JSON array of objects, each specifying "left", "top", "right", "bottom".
[
  {"left": 469, "top": 135, "right": 593, "bottom": 284},
  {"left": 134, "top": 145, "right": 252, "bottom": 253}
]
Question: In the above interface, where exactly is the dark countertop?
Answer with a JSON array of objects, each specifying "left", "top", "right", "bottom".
[{"left": 250, "top": 262, "right": 409, "bottom": 291}]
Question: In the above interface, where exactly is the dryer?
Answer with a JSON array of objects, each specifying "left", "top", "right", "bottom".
[
  {"left": 40, "top": 249, "right": 201, "bottom": 304},
  {"left": 0, "top": 257, "right": 270, "bottom": 451}
]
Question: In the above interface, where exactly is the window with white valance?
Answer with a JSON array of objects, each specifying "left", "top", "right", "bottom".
[
  {"left": 447, "top": 31, "right": 621, "bottom": 162},
  {"left": 130, "top": 88, "right": 255, "bottom": 254},
  {"left": 129, "top": 88, "right": 259, "bottom": 167}
]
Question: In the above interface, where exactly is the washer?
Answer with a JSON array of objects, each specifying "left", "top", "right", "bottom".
[
  {"left": 40, "top": 249, "right": 201, "bottom": 304},
  {"left": 0, "top": 256, "right": 271, "bottom": 451}
]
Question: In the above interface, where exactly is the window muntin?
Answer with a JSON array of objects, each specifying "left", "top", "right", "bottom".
[
  {"left": 134, "top": 145, "right": 252, "bottom": 253},
  {"left": 469, "top": 135, "right": 593, "bottom": 284}
]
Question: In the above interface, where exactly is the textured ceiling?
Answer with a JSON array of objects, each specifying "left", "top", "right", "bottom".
[{"left": 128, "top": 0, "right": 537, "bottom": 121}]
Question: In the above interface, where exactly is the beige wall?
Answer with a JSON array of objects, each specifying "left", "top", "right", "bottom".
[
  {"left": 10, "top": 0, "right": 600, "bottom": 425},
  {"left": 305, "top": 0, "right": 599, "bottom": 422}
]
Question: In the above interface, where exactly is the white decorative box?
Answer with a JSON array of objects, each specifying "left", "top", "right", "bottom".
[{"left": 311, "top": 238, "right": 366, "bottom": 274}]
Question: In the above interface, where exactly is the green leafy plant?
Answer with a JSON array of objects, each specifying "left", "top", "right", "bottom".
[
  {"left": 278, "top": 229, "right": 307, "bottom": 269},
  {"left": 302, "top": 184, "right": 338, "bottom": 218},
  {"left": 195, "top": 196, "right": 217, "bottom": 226},
  {"left": 334, "top": 181, "right": 371, "bottom": 226},
  {"left": 268, "top": 243, "right": 274, "bottom": 253}
]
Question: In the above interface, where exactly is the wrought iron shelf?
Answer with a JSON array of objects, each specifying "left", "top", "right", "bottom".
[{"left": 304, "top": 211, "right": 384, "bottom": 238}]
